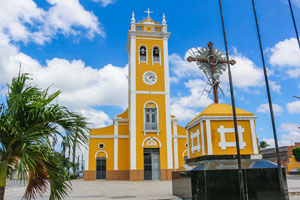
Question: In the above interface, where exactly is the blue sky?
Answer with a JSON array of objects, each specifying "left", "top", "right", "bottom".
[{"left": 1, "top": 0, "right": 300, "bottom": 148}]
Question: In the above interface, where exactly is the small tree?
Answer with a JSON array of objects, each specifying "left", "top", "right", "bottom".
[
  {"left": 0, "top": 73, "right": 89, "bottom": 200},
  {"left": 259, "top": 141, "right": 269, "bottom": 149},
  {"left": 292, "top": 147, "right": 300, "bottom": 162}
]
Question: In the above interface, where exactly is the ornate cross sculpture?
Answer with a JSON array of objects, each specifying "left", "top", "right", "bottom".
[
  {"left": 187, "top": 41, "right": 236, "bottom": 103},
  {"left": 144, "top": 8, "right": 153, "bottom": 20}
]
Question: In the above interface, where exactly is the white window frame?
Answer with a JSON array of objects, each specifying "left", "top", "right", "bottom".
[
  {"left": 143, "top": 101, "right": 159, "bottom": 135},
  {"left": 139, "top": 45, "right": 148, "bottom": 65},
  {"left": 152, "top": 45, "right": 161, "bottom": 66}
]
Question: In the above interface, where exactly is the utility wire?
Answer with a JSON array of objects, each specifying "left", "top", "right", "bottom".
[
  {"left": 288, "top": 0, "right": 300, "bottom": 49},
  {"left": 218, "top": 0, "right": 246, "bottom": 199},
  {"left": 251, "top": 0, "right": 287, "bottom": 199}
]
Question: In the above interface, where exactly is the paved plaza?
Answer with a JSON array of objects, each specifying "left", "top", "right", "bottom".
[{"left": 4, "top": 175, "right": 300, "bottom": 200}]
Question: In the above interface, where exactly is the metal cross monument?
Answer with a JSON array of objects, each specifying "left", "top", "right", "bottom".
[{"left": 187, "top": 41, "right": 236, "bottom": 103}]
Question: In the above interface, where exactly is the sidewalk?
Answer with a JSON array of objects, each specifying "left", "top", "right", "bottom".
[{"left": 4, "top": 175, "right": 300, "bottom": 200}]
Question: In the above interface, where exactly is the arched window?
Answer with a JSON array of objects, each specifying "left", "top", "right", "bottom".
[
  {"left": 140, "top": 46, "right": 147, "bottom": 62},
  {"left": 153, "top": 47, "right": 160, "bottom": 62},
  {"left": 145, "top": 102, "right": 158, "bottom": 130}
]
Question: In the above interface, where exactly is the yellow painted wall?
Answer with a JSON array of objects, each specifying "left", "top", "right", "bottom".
[
  {"left": 188, "top": 119, "right": 258, "bottom": 159},
  {"left": 210, "top": 120, "right": 255, "bottom": 155},
  {"left": 89, "top": 138, "right": 114, "bottom": 170},
  {"left": 135, "top": 94, "right": 167, "bottom": 169},
  {"left": 87, "top": 21, "right": 190, "bottom": 177},
  {"left": 91, "top": 125, "right": 114, "bottom": 136},
  {"left": 177, "top": 125, "right": 188, "bottom": 167},
  {"left": 135, "top": 37, "right": 165, "bottom": 92},
  {"left": 188, "top": 123, "right": 204, "bottom": 158},
  {"left": 117, "top": 109, "right": 128, "bottom": 118},
  {"left": 287, "top": 156, "right": 300, "bottom": 172},
  {"left": 118, "top": 138, "right": 130, "bottom": 170},
  {"left": 118, "top": 124, "right": 129, "bottom": 136}
]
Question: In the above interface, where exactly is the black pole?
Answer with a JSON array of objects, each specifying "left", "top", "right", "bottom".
[
  {"left": 251, "top": 0, "right": 287, "bottom": 199},
  {"left": 288, "top": 0, "right": 300, "bottom": 49},
  {"left": 218, "top": 1, "right": 246, "bottom": 199}
]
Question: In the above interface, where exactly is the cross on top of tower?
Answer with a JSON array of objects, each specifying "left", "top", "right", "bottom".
[{"left": 144, "top": 8, "right": 153, "bottom": 20}]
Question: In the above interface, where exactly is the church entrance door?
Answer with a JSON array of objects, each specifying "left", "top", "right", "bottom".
[
  {"left": 144, "top": 148, "right": 161, "bottom": 180},
  {"left": 96, "top": 157, "right": 106, "bottom": 179}
]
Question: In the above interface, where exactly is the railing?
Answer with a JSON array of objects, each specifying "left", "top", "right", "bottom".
[
  {"left": 136, "top": 25, "right": 144, "bottom": 31},
  {"left": 135, "top": 24, "right": 163, "bottom": 32},
  {"left": 154, "top": 27, "right": 162, "bottom": 32}
]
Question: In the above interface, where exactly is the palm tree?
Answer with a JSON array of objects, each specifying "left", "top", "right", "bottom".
[{"left": 0, "top": 73, "right": 89, "bottom": 200}]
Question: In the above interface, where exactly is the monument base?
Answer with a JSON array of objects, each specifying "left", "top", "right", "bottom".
[{"left": 172, "top": 155, "right": 289, "bottom": 200}]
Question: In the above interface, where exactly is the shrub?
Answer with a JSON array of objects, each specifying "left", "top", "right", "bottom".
[{"left": 292, "top": 147, "right": 300, "bottom": 162}]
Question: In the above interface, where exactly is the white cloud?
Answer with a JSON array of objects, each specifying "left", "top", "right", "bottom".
[
  {"left": 221, "top": 53, "right": 264, "bottom": 89},
  {"left": 287, "top": 100, "right": 300, "bottom": 113},
  {"left": 170, "top": 49, "right": 266, "bottom": 90},
  {"left": 269, "top": 81, "right": 281, "bottom": 94},
  {"left": 0, "top": 33, "right": 127, "bottom": 126},
  {"left": 282, "top": 0, "right": 300, "bottom": 8},
  {"left": 263, "top": 131, "right": 300, "bottom": 147},
  {"left": 280, "top": 123, "right": 300, "bottom": 132},
  {"left": 78, "top": 108, "right": 112, "bottom": 128},
  {"left": 92, "top": 0, "right": 115, "bottom": 7},
  {"left": 169, "top": 53, "right": 202, "bottom": 79},
  {"left": 171, "top": 79, "right": 213, "bottom": 121},
  {"left": 268, "top": 38, "right": 300, "bottom": 78},
  {"left": 280, "top": 131, "right": 300, "bottom": 146},
  {"left": 170, "top": 104, "right": 198, "bottom": 122},
  {"left": 0, "top": 0, "right": 104, "bottom": 44},
  {"left": 256, "top": 103, "right": 283, "bottom": 115}
]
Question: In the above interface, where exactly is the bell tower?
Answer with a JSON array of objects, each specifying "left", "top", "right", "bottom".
[{"left": 126, "top": 10, "right": 173, "bottom": 180}]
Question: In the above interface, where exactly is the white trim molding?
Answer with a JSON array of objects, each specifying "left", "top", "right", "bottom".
[
  {"left": 206, "top": 120, "right": 213, "bottom": 155},
  {"left": 186, "top": 130, "right": 190, "bottom": 158},
  {"left": 143, "top": 101, "right": 159, "bottom": 136},
  {"left": 89, "top": 135, "right": 129, "bottom": 139},
  {"left": 217, "top": 125, "right": 246, "bottom": 150},
  {"left": 114, "top": 121, "right": 118, "bottom": 170},
  {"left": 182, "top": 150, "right": 188, "bottom": 158},
  {"left": 136, "top": 37, "right": 164, "bottom": 41},
  {"left": 95, "top": 150, "right": 108, "bottom": 159},
  {"left": 136, "top": 91, "right": 165, "bottom": 95},
  {"left": 163, "top": 37, "right": 173, "bottom": 169},
  {"left": 129, "top": 35, "right": 137, "bottom": 170},
  {"left": 173, "top": 121, "right": 179, "bottom": 169},
  {"left": 172, "top": 135, "right": 187, "bottom": 139},
  {"left": 138, "top": 44, "right": 148, "bottom": 65},
  {"left": 152, "top": 45, "right": 161, "bottom": 66},
  {"left": 200, "top": 121, "right": 205, "bottom": 156},
  {"left": 191, "top": 129, "right": 200, "bottom": 153},
  {"left": 186, "top": 115, "right": 258, "bottom": 130},
  {"left": 250, "top": 119, "right": 259, "bottom": 154},
  {"left": 142, "top": 137, "right": 162, "bottom": 148}
]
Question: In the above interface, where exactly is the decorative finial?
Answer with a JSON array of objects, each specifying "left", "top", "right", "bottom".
[
  {"left": 162, "top": 13, "right": 166, "bottom": 24},
  {"left": 131, "top": 11, "right": 135, "bottom": 23},
  {"left": 144, "top": 8, "right": 153, "bottom": 20}
]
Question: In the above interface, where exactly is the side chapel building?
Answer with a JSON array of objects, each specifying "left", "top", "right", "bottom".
[{"left": 84, "top": 12, "right": 188, "bottom": 181}]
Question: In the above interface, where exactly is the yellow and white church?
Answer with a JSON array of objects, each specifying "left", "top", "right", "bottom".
[
  {"left": 84, "top": 10, "right": 261, "bottom": 181},
  {"left": 84, "top": 11, "right": 188, "bottom": 181}
]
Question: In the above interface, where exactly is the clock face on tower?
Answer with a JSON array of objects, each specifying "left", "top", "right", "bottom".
[{"left": 143, "top": 71, "right": 157, "bottom": 85}]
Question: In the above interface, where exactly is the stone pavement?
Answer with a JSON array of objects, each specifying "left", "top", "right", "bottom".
[
  {"left": 287, "top": 174, "right": 300, "bottom": 200},
  {"left": 5, "top": 180, "right": 179, "bottom": 200},
  {"left": 4, "top": 175, "right": 300, "bottom": 200}
]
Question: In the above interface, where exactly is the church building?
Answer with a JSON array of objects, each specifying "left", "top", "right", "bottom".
[{"left": 84, "top": 11, "right": 188, "bottom": 181}]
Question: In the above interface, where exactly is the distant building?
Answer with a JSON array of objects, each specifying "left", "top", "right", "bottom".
[{"left": 260, "top": 142, "right": 300, "bottom": 173}]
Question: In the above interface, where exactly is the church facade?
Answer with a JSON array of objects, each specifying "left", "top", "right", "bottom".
[{"left": 84, "top": 12, "right": 188, "bottom": 181}]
